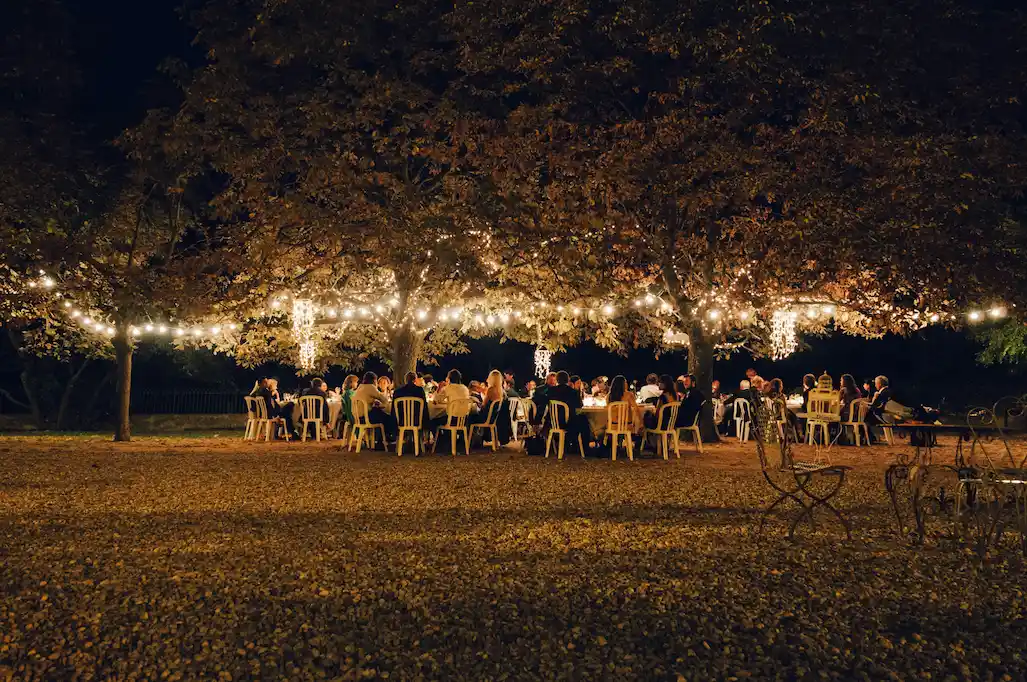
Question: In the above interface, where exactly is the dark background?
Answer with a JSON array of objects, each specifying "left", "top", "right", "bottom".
[{"left": 2, "top": 0, "right": 1024, "bottom": 417}]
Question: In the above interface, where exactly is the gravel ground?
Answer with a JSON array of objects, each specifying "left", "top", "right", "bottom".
[{"left": 1, "top": 436, "right": 1025, "bottom": 681}]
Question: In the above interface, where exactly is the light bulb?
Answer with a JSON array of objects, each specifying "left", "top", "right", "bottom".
[
  {"left": 374, "top": 305, "right": 383, "bottom": 313},
  {"left": 228, "top": 324, "right": 237, "bottom": 330},
  {"left": 633, "top": 299, "right": 641, "bottom": 307},
  {"left": 211, "top": 327, "right": 220, "bottom": 334},
  {"left": 929, "top": 313, "right": 940, "bottom": 323},
  {"left": 175, "top": 328, "right": 184, "bottom": 336},
  {"left": 359, "top": 308, "right": 369, "bottom": 317},
  {"left": 344, "top": 309, "right": 353, "bottom": 318},
  {"left": 823, "top": 305, "right": 835, "bottom": 315},
  {"left": 989, "top": 307, "right": 1005, "bottom": 318},
  {"left": 131, "top": 327, "right": 140, "bottom": 336},
  {"left": 417, "top": 310, "right": 427, "bottom": 320},
  {"left": 106, "top": 327, "right": 115, "bottom": 336},
  {"left": 451, "top": 307, "right": 462, "bottom": 317},
  {"left": 708, "top": 309, "right": 720, "bottom": 320},
  {"left": 806, "top": 307, "right": 818, "bottom": 318},
  {"left": 660, "top": 302, "right": 671, "bottom": 311},
  {"left": 439, "top": 312, "right": 449, "bottom": 322},
  {"left": 63, "top": 301, "right": 72, "bottom": 308},
  {"left": 144, "top": 324, "right": 154, "bottom": 332},
  {"left": 556, "top": 305, "right": 565, "bottom": 312},
  {"left": 474, "top": 314, "right": 484, "bottom": 324},
  {"left": 485, "top": 314, "right": 495, "bottom": 324},
  {"left": 602, "top": 305, "right": 614, "bottom": 315},
  {"left": 71, "top": 310, "right": 80, "bottom": 318},
  {"left": 969, "top": 311, "right": 981, "bottom": 321},
  {"left": 83, "top": 317, "right": 92, "bottom": 325},
  {"left": 42, "top": 277, "right": 54, "bottom": 288},
  {"left": 514, "top": 311, "right": 522, "bottom": 318},
  {"left": 644, "top": 295, "right": 655, "bottom": 305},
  {"left": 271, "top": 300, "right": 281, "bottom": 309},
  {"left": 572, "top": 307, "right": 580, "bottom": 315},
  {"left": 739, "top": 311, "right": 749, "bottom": 320},
  {"left": 28, "top": 282, "right": 37, "bottom": 289},
  {"left": 192, "top": 328, "right": 201, "bottom": 336},
  {"left": 158, "top": 325, "right": 167, "bottom": 333},
  {"left": 499, "top": 313, "right": 509, "bottom": 323},
  {"left": 327, "top": 308, "right": 337, "bottom": 318}
]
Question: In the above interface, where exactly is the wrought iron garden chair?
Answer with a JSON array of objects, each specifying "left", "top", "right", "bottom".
[{"left": 753, "top": 399, "right": 852, "bottom": 541}]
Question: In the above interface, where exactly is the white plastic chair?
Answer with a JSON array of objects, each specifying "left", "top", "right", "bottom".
[
  {"left": 605, "top": 401, "right": 635, "bottom": 461},
  {"left": 545, "top": 400, "right": 585, "bottom": 460},
  {"left": 299, "top": 395, "right": 327, "bottom": 442},
  {"left": 470, "top": 400, "right": 502, "bottom": 452},
  {"left": 806, "top": 390, "right": 842, "bottom": 448},
  {"left": 677, "top": 400, "right": 706, "bottom": 454},
  {"left": 394, "top": 396, "right": 425, "bottom": 456},
  {"left": 243, "top": 396, "right": 259, "bottom": 440},
  {"left": 434, "top": 398, "right": 472, "bottom": 456},
  {"left": 643, "top": 401, "right": 681, "bottom": 459},
  {"left": 349, "top": 399, "right": 386, "bottom": 452},
  {"left": 251, "top": 396, "right": 289, "bottom": 442},
  {"left": 733, "top": 398, "right": 752, "bottom": 442},
  {"left": 841, "top": 399, "right": 871, "bottom": 446},
  {"left": 510, "top": 398, "right": 534, "bottom": 441}
]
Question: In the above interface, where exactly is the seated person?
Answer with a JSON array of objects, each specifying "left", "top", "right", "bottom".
[
  {"left": 607, "top": 375, "right": 642, "bottom": 434},
  {"left": 249, "top": 377, "right": 298, "bottom": 438},
  {"left": 503, "top": 370, "right": 520, "bottom": 398},
  {"left": 801, "top": 374, "right": 817, "bottom": 411},
  {"left": 838, "top": 373, "right": 862, "bottom": 417},
  {"left": 541, "top": 371, "right": 593, "bottom": 451},
  {"left": 531, "top": 372, "right": 558, "bottom": 424},
  {"left": 391, "top": 371, "right": 428, "bottom": 432},
  {"left": 676, "top": 374, "right": 705, "bottom": 427},
  {"left": 637, "top": 374, "right": 661, "bottom": 403},
  {"left": 353, "top": 372, "right": 395, "bottom": 441},
  {"left": 432, "top": 369, "right": 472, "bottom": 428},
  {"left": 300, "top": 377, "right": 332, "bottom": 428},
  {"left": 867, "top": 375, "right": 892, "bottom": 425},
  {"left": 470, "top": 370, "right": 506, "bottom": 427},
  {"left": 467, "top": 381, "right": 485, "bottom": 411},
  {"left": 643, "top": 374, "right": 679, "bottom": 431},
  {"left": 711, "top": 380, "right": 722, "bottom": 400}
]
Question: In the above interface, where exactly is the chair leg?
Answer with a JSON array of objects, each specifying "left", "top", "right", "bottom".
[
  {"left": 673, "top": 431, "right": 681, "bottom": 458},
  {"left": 578, "top": 436, "right": 585, "bottom": 458},
  {"left": 626, "top": 434, "right": 634, "bottom": 461},
  {"left": 610, "top": 433, "right": 617, "bottom": 461},
  {"left": 546, "top": 432, "right": 554, "bottom": 458},
  {"left": 463, "top": 428, "right": 470, "bottom": 455},
  {"left": 557, "top": 432, "right": 565, "bottom": 460}
]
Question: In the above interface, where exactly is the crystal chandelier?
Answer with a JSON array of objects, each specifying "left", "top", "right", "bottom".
[
  {"left": 533, "top": 346, "right": 553, "bottom": 378},
  {"left": 769, "top": 310, "right": 798, "bottom": 360},
  {"left": 292, "top": 298, "right": 317, "bottom": 370}
]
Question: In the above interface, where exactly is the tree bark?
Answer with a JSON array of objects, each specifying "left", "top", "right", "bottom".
[
  {"left": 5, "top": 328, "right": 46, "bottom": 428},
  {"left": 390, "top": 325, "right": 423, "bottom": 385},
  {"left": 687, "top": 321, "right": 720, "bottom": 443},
  {"left": 112, "top": 332, "right": 133, "bottom": 442},
  {"left": 55, "top": 359, "right": 91, "bottom": 431}
]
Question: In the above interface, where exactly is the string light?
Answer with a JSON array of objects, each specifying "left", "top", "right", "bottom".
[
  {"left": 969, "top": 311, "right": 981, "bottom": 321},
  {"left": 533, "top": 347, "right": 553, "bottom": 378}
]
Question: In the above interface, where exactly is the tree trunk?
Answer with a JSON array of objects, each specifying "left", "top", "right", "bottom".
[
  {"left": 390, "top": 325, "right": 423, "bottom": 385},
  {"left": 112, "top": 332, "right": 133, "bottom": 442},
  {"left": 55, "top": 359, "right": 91, "bottom": 431},
  {"left": 688, "top": 322, "right": 720, "bottom": 443}
]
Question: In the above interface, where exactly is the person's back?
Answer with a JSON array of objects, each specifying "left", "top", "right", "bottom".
[
  {"left": 435, "top": 370, "right": 470, "bottom": 409},
  {"left": 353, "top": 380, "right": 388, "bottom": 413},
  {"left": 392, "top": 373, "right": 427, "bottom": 425},
  {"left": 300, "top": 379, "right": 330, "bottom": 422}
]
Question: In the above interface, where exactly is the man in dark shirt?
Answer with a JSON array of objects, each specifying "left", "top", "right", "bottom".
[
  {"left": 677, "top": 374, "right": 706, "bottom": 427},
  {"left": 250, "top": 377, "right": 297, "bottom": 438},
  {"left": 391, "top": 371, "right": 428, "bottom": 430},
  {"left": 300, "top": 378, "right": 331, "bottom": 425},
  {"left": 538, "top": 371, "right": 593, "bottom": 451},
  {"left": 531, "top": 372, "right": 558, "bottom": 424},
  {"left": 504, "top": 369, "right": 520, "bottom": 398}
]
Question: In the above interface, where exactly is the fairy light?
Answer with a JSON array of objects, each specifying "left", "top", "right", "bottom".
[
  {"left": 144, "top": 324, "right": 154, "bottom": 332},
  {"left": 708, "top": 309, "right": 720, "bottom": 320},
  {"left": 533, "top": 346, "right": 553, "bottom": 378},
  {"left": 989, "top": 307, "right": 1005, "bottom": 318},
  {"left": 175, "top": 328, "right": 184, "bottom": 337},
  {"left": 929, "top": 313, "right": 940, "bottom": 322},
  {"left": 969, "top": 311, "right": 981, "bottom": 322},
  {"left": 602, "top": 304, "right": 614, "bottom": 315},
  {"left": 805, "top": 307, "right": 818, "bottom": 319},
  {"left": 228, "top": 324, "right": 237, "bottom": 330},
  {"left": 738, "top": 311, "right": 749, "bottom": 320},
  {"left": 292, "top": 299, "right": 317, "bottom": 370},
  {"left": 158, "top": 325, "right": 167, "bottom": 333}
]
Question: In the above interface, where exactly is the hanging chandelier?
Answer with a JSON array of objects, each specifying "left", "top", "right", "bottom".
[
  {"left": 769, "top": 310, "right": 798, "bottom": 360},
  {"left": 292, "top": 298, "right": 317, "bottom": 370}
]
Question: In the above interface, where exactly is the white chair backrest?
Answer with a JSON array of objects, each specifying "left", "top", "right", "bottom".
[
  {"left": 299, "top": 395, "right": 324, "bottom": 421},
  {"left": 482, "top": 399, "right": 501, "bottom": 424},
  {"left": 607, "top": 401, "right": 631, "bottom": 432},
  {"left": 394, "top": 396, "right": 424, "bottom": 428},
  {"left": 548, "top": 400, "right": 571, "bottom": 430},
  {"left": 244, "top": 396, "right": 255, "bottom": 414},
  {"left": 734, "top": 398, "right": 751, "bottom": 420},
  {"left": 847, "top": 398, "right": 869, "bottom": 423},
  {"left": 688, "top": 400, "right": 707, "bottom": 428},
  {"left": 352, "top": 398, "right": 372, "bottom": 426},
  {"left": 251, "top": 395, "right": 270, "bottom": 420},
  {"left": 808, "top": 390, "right": 841, "bottom": 419},
  {"left": 512, "top": 397, "right": 534, "bottom": 421},
  {"left": 654, "top": 401, "right": 680, "bottom": 431},
  {"left": 445, "top": 398, "right": 472, "bottom": 423}
]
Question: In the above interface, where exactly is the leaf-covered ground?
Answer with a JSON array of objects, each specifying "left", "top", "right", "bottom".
[{"left": 1, "top": 435, "right": 1025, "bottom": 680}]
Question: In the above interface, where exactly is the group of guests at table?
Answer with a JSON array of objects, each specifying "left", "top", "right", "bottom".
[{"left": 712, "top": 368, "right": 895, "bottom": 442}]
